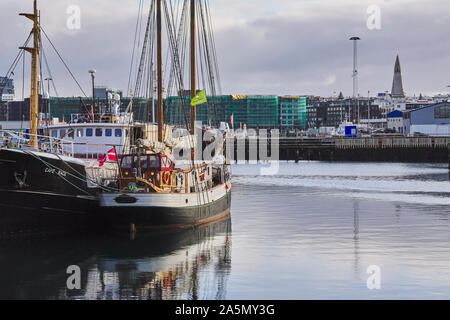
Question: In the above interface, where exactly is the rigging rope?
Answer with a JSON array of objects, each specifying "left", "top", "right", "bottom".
[
  {"left": 40, "top": 26, "right": 88, "bottom": 97},
  {"left": 21, "top": 149, "right": 92, "bottom": 196},
  {"left": 127, "top": 0, "right": 144, "bottom": 97},
  {"left": 0, "top": 33, "right": 32, "bottom": 93}
]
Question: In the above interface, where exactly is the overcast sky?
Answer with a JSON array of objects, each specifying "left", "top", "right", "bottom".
[{"left": 1, "top": 0, "right": 449, "bottom": 98}]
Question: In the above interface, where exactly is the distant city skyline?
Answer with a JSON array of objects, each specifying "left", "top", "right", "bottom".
[{"left": 1, "top": 0, "right": 449, "bottom": 98}]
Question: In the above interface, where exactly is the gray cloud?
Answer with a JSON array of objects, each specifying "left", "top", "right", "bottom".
[{"left": 1, "top": 0, "right": 449, "bottom": 98}]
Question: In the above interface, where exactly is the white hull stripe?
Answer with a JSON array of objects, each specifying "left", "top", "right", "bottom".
[{"left": 100, "top": 183, "right": 231, "bottom": 208}]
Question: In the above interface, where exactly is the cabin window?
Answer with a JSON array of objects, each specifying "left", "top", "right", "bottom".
[
  {"left": 115, "top": 129, "right": 122, "bottom": 137},
  {"left": 148, "top": 155, "right": 160, "bottom": 168},
  {"left": 86, "top": 128, "right": 93, "bottom": 137},
  {"left": 51, "top": 130, "right": 58, "bottom": 138},
  {"left": 59, "top": 129, "right": 66, "bottom": 137},
  {"left": 76, "top": 129, "right": 83, "bottom": 137},
  {"left": 105, "top": 129, "right": 112, "bottom": 137},
  {"left": 121, "top": 156, "right": 133, "bottom": 169},
  {"left": 95, "top": 128, "right": 103, "bottom": 137},
  {"left": 138, "top": 156, "right": 148, "bottom": 169}
]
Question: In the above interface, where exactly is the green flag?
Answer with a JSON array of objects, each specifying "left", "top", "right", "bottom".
[{"left": 191, "top": 89, "right": 207, "bottom": 106}]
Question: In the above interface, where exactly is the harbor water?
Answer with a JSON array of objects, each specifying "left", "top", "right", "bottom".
[{"left": 1, "top": 161, "right": 450, "bottom": 299}]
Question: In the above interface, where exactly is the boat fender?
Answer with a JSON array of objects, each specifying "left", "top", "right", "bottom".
[{"left": 115, "top": 194, "right": 138, "bottom": 204}]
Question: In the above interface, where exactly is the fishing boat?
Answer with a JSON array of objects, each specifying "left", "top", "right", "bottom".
[
  {"left": 0, "top": 0, "right": 96, "bottom": 237},
  {"left": 98, "top": 0, "right": 232, "bottom": 233}
]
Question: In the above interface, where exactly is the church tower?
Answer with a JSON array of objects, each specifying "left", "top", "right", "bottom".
[{"left": 391, "top": 55, "right": 405, "bottom": 99}]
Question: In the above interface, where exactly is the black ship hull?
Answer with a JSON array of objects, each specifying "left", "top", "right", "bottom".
[
  {"left": 0, "top": 148, "right": 97, "bottom": 238},
  {"left": 98, "top": 183, "right": 232, "bottom": 233}
]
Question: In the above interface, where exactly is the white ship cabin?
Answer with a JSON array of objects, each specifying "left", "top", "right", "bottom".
[
  {"left": 43, "top": 113, "right": 164, "bottom": 160},
  {"left": 41, "top": 93, "right": 140, "bottom": 159},
  {"left": 45, "top": 121, "right": 130, "bottom": 159}
]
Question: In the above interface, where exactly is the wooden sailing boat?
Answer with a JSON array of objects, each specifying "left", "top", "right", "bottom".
[
  {"left": 0, "top": 0, "right": 96, "bottom": 237},
  {"left": 98, "top": 0, "right": 232, "bottom": 232}
]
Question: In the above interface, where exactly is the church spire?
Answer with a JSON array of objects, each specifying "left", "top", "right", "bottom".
[{"left": 391, "top": 55, "right": 405, "bottom": 99}]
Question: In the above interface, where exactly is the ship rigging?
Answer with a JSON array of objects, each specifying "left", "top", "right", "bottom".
[{"left": 98, "top": 0, "right": 232, "bottom": 233}]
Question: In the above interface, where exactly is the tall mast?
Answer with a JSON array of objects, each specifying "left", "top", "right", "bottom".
[
  {"left": 190, "top": 0, "right": 196, "bottom": 159},
  {"left": 20, "top": 0, "right": 40, "bottom": 149},
  {"left": 157, "top": 0, "right": 163, "bottom": 142}
]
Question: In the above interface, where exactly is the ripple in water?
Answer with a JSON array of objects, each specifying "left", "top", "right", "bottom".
[{"left": 231, "top": 162, "right": 450, "bottom": 205}]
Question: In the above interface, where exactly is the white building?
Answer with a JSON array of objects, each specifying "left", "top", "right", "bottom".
[{"left": 387, "top": 110, "right": 404, "bottom": 133}]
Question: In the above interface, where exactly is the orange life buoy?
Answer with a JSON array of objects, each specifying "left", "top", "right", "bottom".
[{"left": 162, "top": 171, "right": 170, "bottom": 185}]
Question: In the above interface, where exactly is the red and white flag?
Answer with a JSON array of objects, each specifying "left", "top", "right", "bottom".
[
  {"left": 98, "top": 148, "right": 118, "bottom": 167},
  {"left": 107, "top": 148, "right": 118, "bottom": 162},
  {"left": 230, "top": 113, "right": 234, "bottom": 129}
]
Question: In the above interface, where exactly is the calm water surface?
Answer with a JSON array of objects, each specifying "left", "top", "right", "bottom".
[{"left": 1, "top": 161, "right": 450, "bottom": 299}]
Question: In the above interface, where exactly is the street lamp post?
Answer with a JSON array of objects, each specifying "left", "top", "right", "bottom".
[
  {"left": 350, "top": 36, "right": 361, "bottom": 124},
  {"left": 44, "top": 77, "right": 52, "bottom": 96},
  {"left": 88, "top": 69, "right": 96, "bottom": 103},
  {"left": 88, "top": 70, "right": 96, "bottom": 122},
  {"left": 367, "top": 90, "right": 370, "bottom": 130}
]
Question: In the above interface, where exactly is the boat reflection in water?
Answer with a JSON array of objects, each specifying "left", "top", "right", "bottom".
[{"left": 0, "top": 218, "right": 232, "bottom": 300}]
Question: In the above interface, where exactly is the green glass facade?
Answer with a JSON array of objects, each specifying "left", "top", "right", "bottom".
[
  {"left": 279, "top": 96, "right": 306, "bottom": 128},
  {"left": 247, "top": 96, "right": 279, "bottom": 128},
  {"left": 226, "top": 96, "right": 248, "bottom": 129},
  {"left": 49, "top": 97, "right": 151, "bottom": 122},
  {"left": 165, "top": 95, "right": 280, "bottom": 128},
  {"left": 48, "top": 95, "right": 306, "bottom": 129}
]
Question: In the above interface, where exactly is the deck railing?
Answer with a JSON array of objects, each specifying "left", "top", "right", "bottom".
[
  {"left": 1, "top": 130, "right": 128, "bottom": 159},
  {"left": 1, "top": 129, "right": 75, "bottom": 157}
]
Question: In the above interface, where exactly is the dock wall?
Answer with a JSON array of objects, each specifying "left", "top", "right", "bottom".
[{"left": 226, "top": 136, "right": 450, "bottom": 163}]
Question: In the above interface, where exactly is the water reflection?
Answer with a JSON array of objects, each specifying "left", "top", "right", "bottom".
[
  {"left": 353, "top": 201, "right": 360, "bottom": 280},
  {"left": 0, "top": 218, "right": 232, "bottom": 300},
  {"left": 3, "top": 162, "right": 450, "bottom": 300},
  {"left": 229, "top": 162, "right": 450, "bottom": 299}
]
